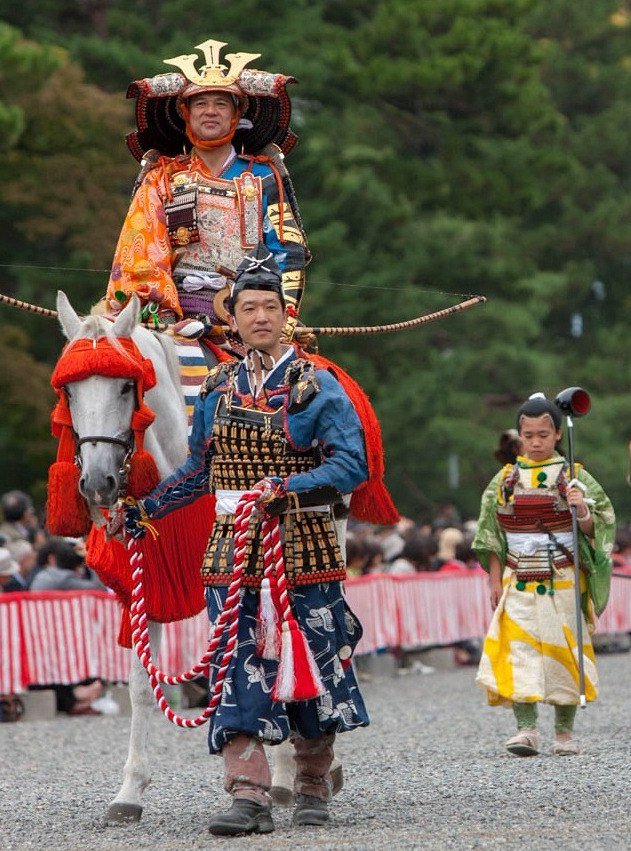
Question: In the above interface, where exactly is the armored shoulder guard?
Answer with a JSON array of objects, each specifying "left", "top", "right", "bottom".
[
  {"left": 285, "top": 359, "right": 321, "bottom": 413},
  {"left": 200, "top": 361, "right": 239, "bottom": 398}
]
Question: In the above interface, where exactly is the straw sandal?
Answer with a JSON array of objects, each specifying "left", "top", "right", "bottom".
[
  {"left": 505, "top": 729, "right": 541, "bottom": 757},
  {"left": 550, "top": 738, "right": 580, "bottom": 756}
]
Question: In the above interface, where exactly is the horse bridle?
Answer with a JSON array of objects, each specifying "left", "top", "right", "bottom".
[
  {"left": 74, "top": 432, "right": 135, "bottom": 498},
  {"left": 65, "top": 379, "right": 137, "bottom": 497}
]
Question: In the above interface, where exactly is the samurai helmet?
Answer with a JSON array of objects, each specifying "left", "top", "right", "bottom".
[
  {"left": 125, "top": 38, "right": 298, "bottom": 162},
  {"left": 229, "top": 243, "right": 284, "bottom": 313}
]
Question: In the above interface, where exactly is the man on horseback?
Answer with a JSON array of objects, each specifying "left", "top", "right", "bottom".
[
  {"left": 125, "top": 243, "right": 370, "bottom": 836},
  {"left": 105, "top": 38, "right": 308, "bottom": 348}
]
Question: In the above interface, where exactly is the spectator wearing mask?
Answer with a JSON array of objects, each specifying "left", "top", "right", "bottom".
[
  {"left": 387, "top": 535, "right": 432, "bottom": 574},
  {"left": 374, "top": 525, "right": 405, "bottom": 563}
]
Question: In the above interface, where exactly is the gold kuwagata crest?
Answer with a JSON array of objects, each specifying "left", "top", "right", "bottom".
[{"left": 163, "top": 39, "right": 260, "bottom": 87}]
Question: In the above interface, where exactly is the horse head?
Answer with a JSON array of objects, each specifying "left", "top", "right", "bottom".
[{"left": 54, "top": 292, "right": 187, "bottom": 519}]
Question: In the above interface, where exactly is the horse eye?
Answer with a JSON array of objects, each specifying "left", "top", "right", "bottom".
[{"left": 121, "top": 382, "right": 134, "bottom": 396}]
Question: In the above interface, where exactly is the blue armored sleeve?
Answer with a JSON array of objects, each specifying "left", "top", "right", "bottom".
[
  {"left": 146, "top": 389, "right": 215, "bottom": 519},
  {"left": 284, "top": 370, "right": 368, "bottom": 496}
]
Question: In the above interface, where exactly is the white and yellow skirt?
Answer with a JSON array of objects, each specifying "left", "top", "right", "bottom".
[{"left": 476, "top": 568, "right": 598, "bottom": 706}]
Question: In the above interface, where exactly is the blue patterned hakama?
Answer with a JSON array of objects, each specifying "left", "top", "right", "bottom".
[{"left": 205, "top": 582, "right": 369, "bottom": 753}]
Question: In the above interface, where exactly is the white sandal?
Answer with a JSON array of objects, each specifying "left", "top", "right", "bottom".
[{"left": 505, "top": 729, "right": 541, "bottom": 757}]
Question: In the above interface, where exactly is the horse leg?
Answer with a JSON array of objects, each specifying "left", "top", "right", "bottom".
[
  {"left": 269, "top": 740, "right": 343, "bottom": 806},
  {"left": 269, "top": 740, "right": 295, "bottom": 806},
  {"left": 106, "top": 621, "right": 162, "bottom": 824}
]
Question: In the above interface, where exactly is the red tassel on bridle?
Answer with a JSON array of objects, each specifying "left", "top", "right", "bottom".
[
  {"left": 47, "top": 336, "right": 160, "bottom": 535},
  {"left": 47, "top": 389, "right": 92, "bottom": 536},
  {"left": 127, "top": 402, "right": 160, "bottom": 499}
]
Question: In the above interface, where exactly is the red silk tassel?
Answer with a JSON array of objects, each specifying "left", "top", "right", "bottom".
[
  {"left": 118, "top": 606, "right": 133, "bottom": 648},
  {"left": 127, "top": 401, "right": 159, "bottom": 498},
  {"left": 127, "top": 449, "right": 160, "bottom": 499},
  {"left": 348, "top": 478, "right": 399, "bottom": 526},
  {"left": 86, "top": 494, "right": 212, "bottom": 640},
  {"left": 301, "top": 348, "right": 400, "bottom": 526},
  {"left": 46, "top": 460, "right": 91, "bottom": 536},
  {"left": 272, "top": 620, "right": 325, "bottom": 703}
]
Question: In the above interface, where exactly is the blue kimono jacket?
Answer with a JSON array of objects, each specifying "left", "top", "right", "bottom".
[{"left": 144, "top": 347, "right": 370, "bottom": 750}]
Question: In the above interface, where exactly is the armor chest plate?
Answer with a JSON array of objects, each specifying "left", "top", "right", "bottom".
[
  {"left": 203, "top": 393, "right": 345, "bottom": 589},
  {"left": 210, "top": 395, "right": 317, "bottom": 490},
  {"left": 165, "top": 169, "right": 263, "bottom": 281},
  {"left": 496, "top": 457, "right": 573, "bottom": 536}
]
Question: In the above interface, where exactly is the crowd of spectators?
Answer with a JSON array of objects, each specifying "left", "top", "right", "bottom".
[
  {"left": 345, "top": 502, "right": 484, "bottom": 579},
  {"left": 0, "top": 490, "right": 106, "bottom": 717},
  {"left": 0, "top": 490, "right": 104, "bottom": 595}
]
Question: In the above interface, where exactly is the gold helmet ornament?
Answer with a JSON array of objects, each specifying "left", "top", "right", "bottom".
[{"left": 164, "top": 39, "right": 259, "bottom": 109}]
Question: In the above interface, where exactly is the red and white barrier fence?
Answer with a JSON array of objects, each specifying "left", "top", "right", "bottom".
[{"left": 2, "top": 574, "right": 630, "bottom": 694}]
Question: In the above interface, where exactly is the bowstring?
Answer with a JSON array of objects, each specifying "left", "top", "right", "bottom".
[{"left": 0, "top": 262, "right": 479, "bottom": 301}]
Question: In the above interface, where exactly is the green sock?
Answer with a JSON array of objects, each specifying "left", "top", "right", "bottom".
[
  {"left": 513, "top": 702, "right": 538, "bottom": 730},
  {"left": 554, "top": 704, "right": 577, "bottom": 734}
]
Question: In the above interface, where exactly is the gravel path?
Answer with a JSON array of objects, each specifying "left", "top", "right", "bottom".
[{"left": 1, "top": 653, "right": 629, "bottom": 850}]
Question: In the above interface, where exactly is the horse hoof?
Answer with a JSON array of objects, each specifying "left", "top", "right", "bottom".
[
  {"left": 106, "top": 803, "right": 143, "bottom": 824},
  {"left": 270, "top": 784, "right": 294, "bottom": 807},
  {"left": 331, "top": 762, "right": 344, "bottom": 796}
]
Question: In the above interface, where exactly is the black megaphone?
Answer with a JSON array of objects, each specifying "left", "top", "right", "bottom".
[{"left": 554, "top": 387, "right": 591, "bottom": 418}]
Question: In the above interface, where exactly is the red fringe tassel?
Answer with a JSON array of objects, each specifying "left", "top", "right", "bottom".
[
  {"left": 304, "top": 350, "right": 400, "bottom": 525},
  {"left": 86, "top": 494, "right": 214, "bottom": 646},
  {"left": 118, "top": 606, "right": 133, "bottom": 648},
  {"left": 46, "top": 461, "right": 92, "bottom": 537},
  {"left": 272, "top": 620, "right": 325, "bottom": 703},
  {"left": 127, "top": 450, "right": 161, "bottom": 499}
]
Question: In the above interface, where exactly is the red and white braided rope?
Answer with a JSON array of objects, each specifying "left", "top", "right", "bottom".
[
  {"left": 127, "top": 485, "right": 283, "bottom": 728},
  {"left": 261, "top": 516, "right": 291, "bottom": 624}
]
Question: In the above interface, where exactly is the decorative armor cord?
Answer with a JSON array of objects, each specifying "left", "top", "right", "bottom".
[{"left": 127, "top": 484, "right": 323, "bottom": 728}]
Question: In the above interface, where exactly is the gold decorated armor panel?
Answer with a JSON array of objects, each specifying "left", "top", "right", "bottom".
[
  {"left": 202, "top": 395, "right": 346, "bottom": 587},
  {"left": 166, "top": 171, "right": 261, "bottom": 280}
]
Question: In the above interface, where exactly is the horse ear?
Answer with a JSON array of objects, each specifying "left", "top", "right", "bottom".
[
  {"left": 56, "top": 291, "right": 82, "bottom": 340},
  {"left": 112, "top": 294, "right": 141, "bottom": 338}
]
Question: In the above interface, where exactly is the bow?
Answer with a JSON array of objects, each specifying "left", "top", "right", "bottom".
[{"left": 0, "top": 290, "right": 486, "bottom": 336}]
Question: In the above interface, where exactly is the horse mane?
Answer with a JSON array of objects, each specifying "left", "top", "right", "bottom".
[
  {"left": 152, "top": 330, "right": 182, "bottom": 392},
  {"left": 73, "top": 314, "right": 115, "bottom": 341}
]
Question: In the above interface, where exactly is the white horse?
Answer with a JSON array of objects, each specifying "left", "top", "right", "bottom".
[{"left": 55, "top": 291, "right": 331, "bottom": 824}]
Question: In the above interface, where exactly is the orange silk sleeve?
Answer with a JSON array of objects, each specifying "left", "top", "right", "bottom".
[{"left": 107, "top": 169, "right": 182, "bottom": 317}]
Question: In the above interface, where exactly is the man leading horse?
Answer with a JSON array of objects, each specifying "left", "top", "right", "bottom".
[{"left": 125, "top": 245, "right": 370, "bottom": 836}]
